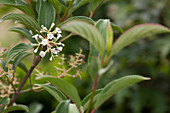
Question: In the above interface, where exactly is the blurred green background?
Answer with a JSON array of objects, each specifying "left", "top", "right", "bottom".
[{"left": 0, "top": 0, "right": 170, "bottom": 113}]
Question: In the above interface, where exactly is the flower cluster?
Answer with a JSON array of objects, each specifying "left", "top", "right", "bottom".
[{"left": 31, "top": 23, "right": 64, "bottom": 61}]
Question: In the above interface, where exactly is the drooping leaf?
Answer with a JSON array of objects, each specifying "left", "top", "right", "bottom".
[
  {"left": 81, "top": 89, "right": 102, "bottom": 110},
  {"left": 0, "top": 0, "right": 34, "bottom": 16},
  {"left": 55, "top": 100, "right": 70, "bottom": 113},
  {"left": 48, "top": 0, "right": 62, "bottom": 13},
  {"left": 3, "top": 104, "right": 29, "bottom": 113},
  {"left": 0, "top": 97, "right": 9, "bottom": 112},
  {"left": 0, "top": 60, "right": 8, "bottom": 72},
  {"left": 109, "top": 24, "right": 170, "bottom": 57},
  {"left": 58, "top": 16, "right": 95, "bottom": 27},
  {"left": 9, "top": 61, "right": 28, "bottom": 73},
  {"left": 9, "top": 27, "right": 36, "bottom": 43},
  {"left": 94, "top": 75, "right": 150, "bottom": 109},
  {"left": 61, "top": 20, "right": 105, "bottom": 56},
  {"left": 37, "top": 76, "right": 81, "bottom": 107},
  {"left": 38, "top": 0, "right": 56, "bottom": 29},
  {"left": 68, "top": 0, "right": 90, "bottom": 14},
  {"left": 12, "top": 52, "right": 32, "bottom": 71},
  {"left": 35, "top": 84, "right": 67, "bottom": 103},
  {"left": 6, "top": 43, "right": 33, "bottom": 65},
  {"left": 1, "top": 13, "right": 41, "bottom": 31}
]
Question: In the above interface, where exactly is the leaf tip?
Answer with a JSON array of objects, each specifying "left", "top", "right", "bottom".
[{"left": 145, "top": 77, "right": 151, "bottom": 80}]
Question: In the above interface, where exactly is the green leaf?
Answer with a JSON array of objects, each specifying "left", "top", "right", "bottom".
[
  {"left": 95, "top": 19, "right": 113, "bottom": 54},
  {"left": 109, "top": 24, "right": 170, "bottom": 57},
  {"left": 55, "top": 100, "right": 70, "bottom": 113},
  {"left": 81, "top": 89, "right": 102, "bottom": 110},
  {"left": 90, "top": 0, "right": 103, "bottom": 12},
  {"left": 94, "top": 75, "right": 150, "bottom": 109},
  {"left": 0, "top": 0, "right": 34, "bottom": 16},
  {"left": 68, "top": 104, "right": 84, "bottom": 113},
  {"left": 38, "top": 0, "right": 56, "bottom": 29},
  {"left": 27, "top": 102, "right": 43, "bottom": 113},
  {"left": 1, "top": 13, "right": 40, "bottom": 31},
  {"left": 3, "top": 104, "right": 29, "bottom": 113},
  {"left": 37, "top": 77, "right": 81, "bottom": 107},
  {"left": 48, "top": 0, "right": 62, "bottom": 13},
  {"left": 111, "top": 22, "right": 123, "bottom": 33},
  {"left": 0, "top": 97, "right": 9, "bottom": 112},
  {"left": 9, "top": 61, "right": 28, "bottom": 73},
  {"left": 58, "top": 0, "right": 67, "bottom": 7},
  {"left": 68, "top": 0, "right": 90, "bottom": 14},
  {"left": 58, "top": 16, "right": 95, "bottom": 27},
  {"left": 12, "top": 52, "right": 32, "bottom": 71},
  {"left": 61, "top": 20, "right": 105, "bottom": 56},
  {"left": 35, "top": 84, "right": 67, "bottom": 103},
  {"left": 9, "top": 27, "right": 36, "bottom": 43},
  {"left": 0, "top": 60, "right": 8, "bottom": 72},
  {"left": 6, "top": 43, "right": 33, "bottom": 65}
]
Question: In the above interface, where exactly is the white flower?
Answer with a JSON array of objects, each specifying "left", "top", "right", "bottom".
[
  {"left": 34, "top": 48, "right": 38, "bottom": 53},
  {"left": 51, "top": 23, "right": 55, "bottom": 28},
  {"left": 57, "top": 34, "right": 62, "bottom": 39},
  {"left": 47, "top": 32, "right": 54, "bottom": 40},
  {"left": 32, "top": 34, "right": 39, "bottom": 39},
  {"left": 58, "top": 42, "right": 65, "bottom": 46},
  {"left": 58, "top": 47, "right": 63, "bottom": 51},
  {"left": 39, "top": 35, "right": 43, "bottom": 39},
  {"left": 51, "top": 48, "right": 58, "bottom": 54},
  {"left": 41, "top": 25, "right": 47, "bottom": 32},
  {"left": 49, "top": 57, "right": 53, "bottom": 61},
  {"left": 39, "top": 51, "right": 46, "bottom": 57},
  {"left": 31, "top": 43, "right": 37, "bottom": 46},
  {"left": 41, "top": 39, "right": 48, "bottom": 46},
  {"left": 54, "top": 27, "right": 62, "bottom": 34}
]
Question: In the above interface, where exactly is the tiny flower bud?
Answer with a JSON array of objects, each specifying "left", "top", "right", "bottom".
[
  {"left": 34, "top": 48, "right": 38, "bottom": 53},
  {"left": 39, "top": 51, "right": 46, "bottom": 57}
]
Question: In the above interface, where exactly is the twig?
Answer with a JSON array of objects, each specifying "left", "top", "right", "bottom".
[
  {"left": 8, "top": 56, "right": 41, "bottom": 106},
  {"left": 85, "top": 73, "right": 99, "bottom": 113},
  {"left": 89, "top": 0, "right": 104, "bottom": 19},
  {"left": 60, "top": 33, "right": 73, "bottom": 42},
  {"left": 61, "top": 0, "right": 74, "bottom": 22}
]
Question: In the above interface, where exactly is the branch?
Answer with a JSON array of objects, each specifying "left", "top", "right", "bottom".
[{"left": 8, "top": 56, "right": 41, "bottom": 106}]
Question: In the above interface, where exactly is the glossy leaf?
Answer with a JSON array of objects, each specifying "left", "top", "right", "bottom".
[
  {"left": 48, "top": 0, "right": 62, "bottom": 13},
  {"left": 61, "top": 20, "right": 105, "bottom": 56},
  {"left": 6, "top": 43, "right": 33, "bottom": 65},
  {"left": 0, "top": 60, "right": 8, "bottom": 72},
  {"left": 35, "top": 84, "right": 67, "bottom": 103},
  {"left": 55, "top": 100, "right": 70, "bottom": 113},
  {"left": 0, "top": 0, "right": 34, "bottom": 16},
  {"left": 38, "top": 0, "right": 56, "bottom": 29},
  {"left": 12, "top": 52, "right": 32, "bottom": 71},
  {"left": 3, "top": 105, "right": 29, "bottom": 113},
  {"left": 94, "top": 75, "right": 150, "bottom": 109},
  {"left": 1, "top": 13, "right": 41, "bottom": 31},
  {"left": 37, "top": 76, "right": 81, "bottom": 107},
  {"left": 0, "top": 97, "right": 9, "bottom": 112},
  {"left": 9, "top": 27, "right": 36, "bottom": 43},
  {"left": 109, "top": 24, "right": 170, "bottom": 57},
  {"left": 81, "top": 89, "right": 102, "bottom": 110},
  {"left": 69, "top": 0, "right": 90, "bottom": 14}
]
